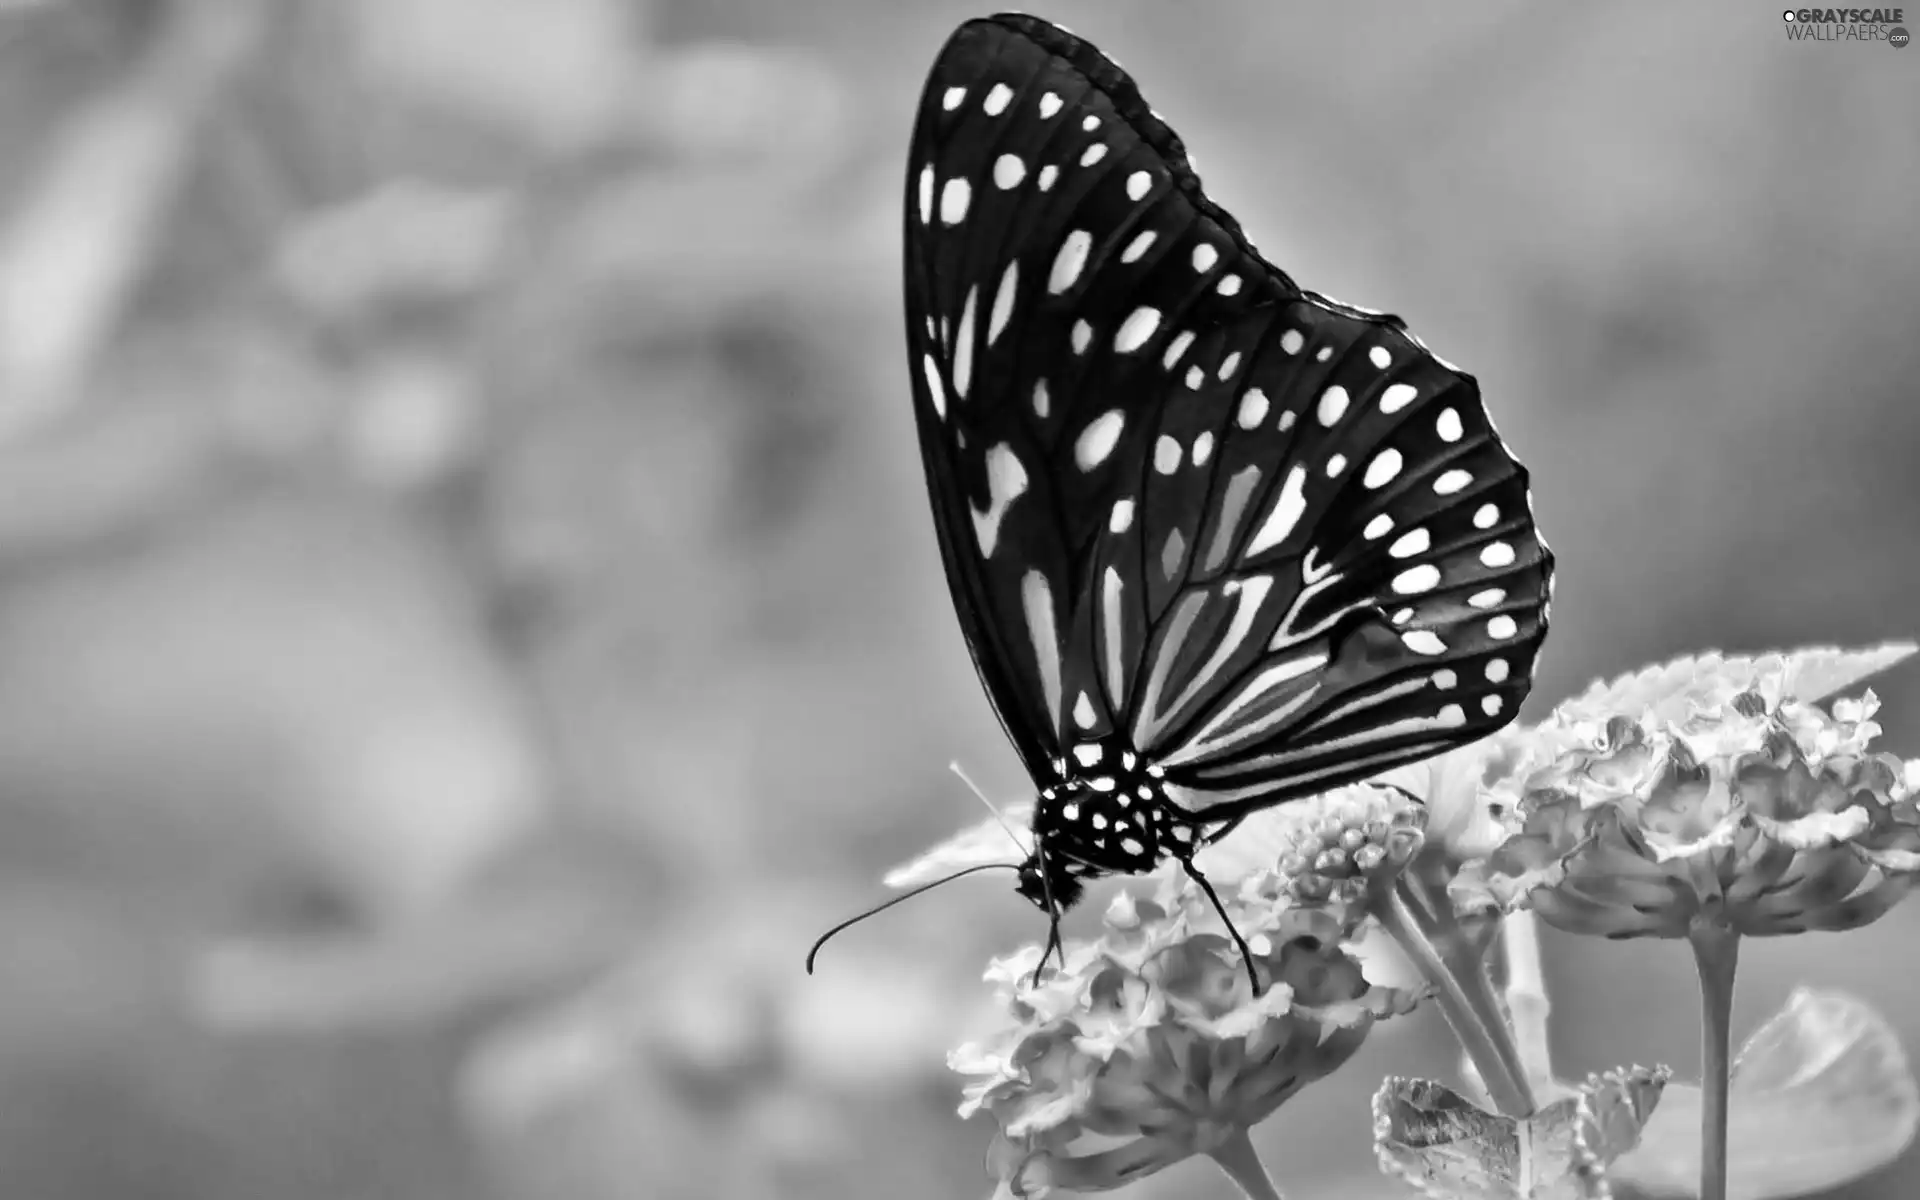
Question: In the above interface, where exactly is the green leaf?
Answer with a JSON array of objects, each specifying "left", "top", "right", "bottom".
[
  {"left": 1372, "top": 1066, "right": 1668, "bottom": 1199},
  {"left": 1612, "top": 988, "right": 1919, "bottom": 1199},
  {"left": 1560, "top": 642, "right": 1916, "bottom": 724}
]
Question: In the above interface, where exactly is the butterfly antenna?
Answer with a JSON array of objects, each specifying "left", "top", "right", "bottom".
[
  {"left": 1181, "top": 859, "right": 1264, "bottom": 996},
  {"left": 948, "top": 760, "right": 1028, "bottom": 853},
  {"left": 805, "top": 862, "right": 1017, "bottom": 974}
]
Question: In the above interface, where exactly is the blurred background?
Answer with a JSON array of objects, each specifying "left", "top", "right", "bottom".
[{"left": 0, "top": 1, "right": 1915, "bottom": 1197}]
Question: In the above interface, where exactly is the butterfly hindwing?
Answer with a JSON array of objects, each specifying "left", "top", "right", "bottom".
[{"left": 904, "top": 15, "right": 1553, "bottom": 814}]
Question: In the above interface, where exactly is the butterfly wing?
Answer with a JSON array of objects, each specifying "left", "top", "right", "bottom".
[{"left": 904, "top": 15, "right": 1553, "bottom": 810}]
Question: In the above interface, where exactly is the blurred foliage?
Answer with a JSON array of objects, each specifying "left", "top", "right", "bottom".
[{"left": 0, "top": 1, "right": 1915, "bottom": 1198}]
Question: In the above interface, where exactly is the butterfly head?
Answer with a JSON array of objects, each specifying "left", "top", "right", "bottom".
[{"left": 1014, "top": 847, "right": 1086, "bottom": 913}]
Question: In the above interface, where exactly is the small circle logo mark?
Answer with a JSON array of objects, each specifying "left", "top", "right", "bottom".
[
  {"left": 1783, "top": 8, "right": 1796, "bottom": 17},
  {"left": 1892, "top": 25, "right": 1911, "bottom": 46}
]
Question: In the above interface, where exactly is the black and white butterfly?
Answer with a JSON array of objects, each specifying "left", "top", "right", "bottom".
[{"left": 811, "top": 14, "right": 1552, "bottom": 983}]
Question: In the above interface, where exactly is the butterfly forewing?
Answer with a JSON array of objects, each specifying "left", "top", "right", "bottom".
[{"left": 904, "top": 14, "right": 1553, "bottom": 819}]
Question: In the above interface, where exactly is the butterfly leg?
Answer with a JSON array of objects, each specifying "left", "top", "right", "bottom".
[
  {"left": 1029, "top": 835, "right": 1069, "bottom": 989},
  {"left": 1180, "top": 857, "right": 1263, "bottom": 996},
  {"left": 1031, "top": 915, "right": 1068, "bottom": 989}
]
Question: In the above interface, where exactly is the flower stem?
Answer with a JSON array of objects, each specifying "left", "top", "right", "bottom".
[
  {"left": 1502, "top": 910, "right": 1556, "bottom": 1096},
  {"left": 1379, "top": 878, "right": 1536, "bottom": 1117},
  {"left": 1689, "top": 925, "right": 1740, "bottom": 1200},
  {"left": 1207, "top": 1127, "right": 1285, "bottom": 1200}
]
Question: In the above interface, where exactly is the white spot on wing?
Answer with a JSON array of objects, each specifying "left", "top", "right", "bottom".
[
  {"left": 1402, "top": 630, "right": 1447, "bottom": 655},
  {"left": 917, "top": 164, "right": 933, "bottom": 224},
  {"left": 952, "top": 286, "right": 977, "bottom": 399},
  {"left": 1022, "top": 570, "right": 1064, "bottom": 733},
  {"left": 1192, "top": 431, "right": 1215, "bottom": 466},
  {"left": 1482, "top": 695, "right": 1503, "bottom": 716},
  {"left": 1071, "top": 320, "right": 1092, "bottom": 354},
  {"left": 1080, "top": 144, "right": 1108, "bottom": 167},
  {"left": 1038, "top": 165, "right": 1059, "bottom": 191},
  {"left": 1039, "top": 92, "right": 1062, "bottom": 118},
  {"left": 921, "top": 354, "right": 946, "bottom": 418},
  {"left": 1075, "top": 410, "right": 1126, "bottom": 470},
  {"left": 940, "top": 178, "right": 970, "bottom": 224},
  {"left": 1217, "top": 274, "right": 1242, "bottom": 296},
  {"left": 1154, "top": 435, "right": 1182, "bottom": 474},
  {"left": 1121, "top": 231, "right": 1156, "bottom": 263},
  {"left": 993, "top": 153, "right": 1026, "bottom": 189},
  {"left": 1486, "top": 658, "right": 1511, "bottom": 683},
  {"left": 1219, "top": 352, "right": 1242, "bottom": 380},
  {"left": 971, "top": 443, "right": 1029, "bottom": 556},
  {"left": 1191, "top": 244, "right": 1218, "bottom": 272},
  {"left": 1032, "top": 378, "right": 1050, "bottom": 419},
  {"left": 1380, "top": 383, "right": 1418, "bottom": 413},
  {"left": 1073, "top": 743, "right": 1103, "bottom": 766},
  {"left": 1115, "top": 307, "right": 1161, "bottom": 353},
  {"left": 1109, "top": 500, "right": 1134, "bottom": 533},
  {"left": 1370, "top": 346, "right": 1392, "bottom": 369},
  {"left": 1363, "top": 449, "right": 1402, "bottom": 488},
  {"left": 983, "top": 83, "right": 1013, "bottom": 115},
  {"left": 1160, "top": 528, "right": 1186, "bottom": 579},
  {"left": 1082, "top": 115, "right": 1102, "bottom": 132},
  {"left": 1325, "top": 453, "right": 1347, "bottom": 477},
  {"left": 1481, "top": 541, "right": 1516, "bottom": 567},
  {"left": 1434, "top": 469, "right": 1473, "bottom": 494},
  {"left": 942, "top": 86, "right": 966, "bottom": 110},
  {"left": 1392, "top": 564, "right": 1441, "bottom": 594},
  {"left": 1280, "top": 329, "right": 1304, "bottom": 355},
  {"left": 1101, "top": 566, "right": 1127, "bottom": 701},
  {"left": 1162, "top": 330, "right": 1195, "bottom": 369},
  {"left": 1203, "top": 466, "right": 1263, "bottom": 571},
  {"left": 1126, "top": 170, "right": 1151, "bottom": 200},
  {"left": 988, "top": 261, "right": 1019, "bottom": 346},
  {"left": 1185, "top": 365, "right": 1204, "bottom": 389},
  {"left": 1389, "top": 528, "right": 1431, "bottom": 558},
  {"left": 1468, "top": 588, "right": 1504, "bottom": 609},
  {"left": 1050, "top": 230, "right": 1092, "bottom": 294},
  {"left": 1474, "top": 503, "right": 1499, "bottom": 529},
  {"left": 1437, "top": 408, "right": 1463, "bottom": 442},
  {"left": 1245, "top": 465, "right": 1308, "bottom": 556},
  {"left": 1363, "top": 513, "right": 1394, "bottom": 539},
  {"left": 1433, "top": 669, "right": 1457, "bottom": 689},
  {"left": 1073, "top": 691, "right": 1096, "bottom": 728},
  {"left": 1488, "top": 615, "right": 1519, "bottom": 640},
  {"left": 1236, "top": 388, "right": 1269, "bottom": 429}
]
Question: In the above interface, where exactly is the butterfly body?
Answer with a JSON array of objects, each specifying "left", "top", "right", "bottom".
[
  {"left": 882, "top": 14, "right": 1552, "bottom": 966},
  {"left": 1014, "top": 740, "right": 1198, "bottom": 912}
]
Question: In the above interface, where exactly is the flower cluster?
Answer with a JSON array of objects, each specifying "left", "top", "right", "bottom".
[
  {"left": 1468, "top": 654, "right": 1920, "bottom": 939},
  {"left": 950, "top": 810, "right": 1423, "bottom": 1197},
  {"left": 1246, "top": 784, "right": 1428, "bottom": 908},
  {"left": 896, "top": 645, "right": 1919, "bottom": 1200}
]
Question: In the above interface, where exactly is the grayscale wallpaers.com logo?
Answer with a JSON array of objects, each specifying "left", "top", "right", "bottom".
[{"left": 1783, "top": 7, "right": 1910, "bottom": 45}]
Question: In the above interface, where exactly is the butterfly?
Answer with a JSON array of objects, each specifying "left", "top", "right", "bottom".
[{"left": 809, "top": 13, "right": 1553, "bottom": 986}]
